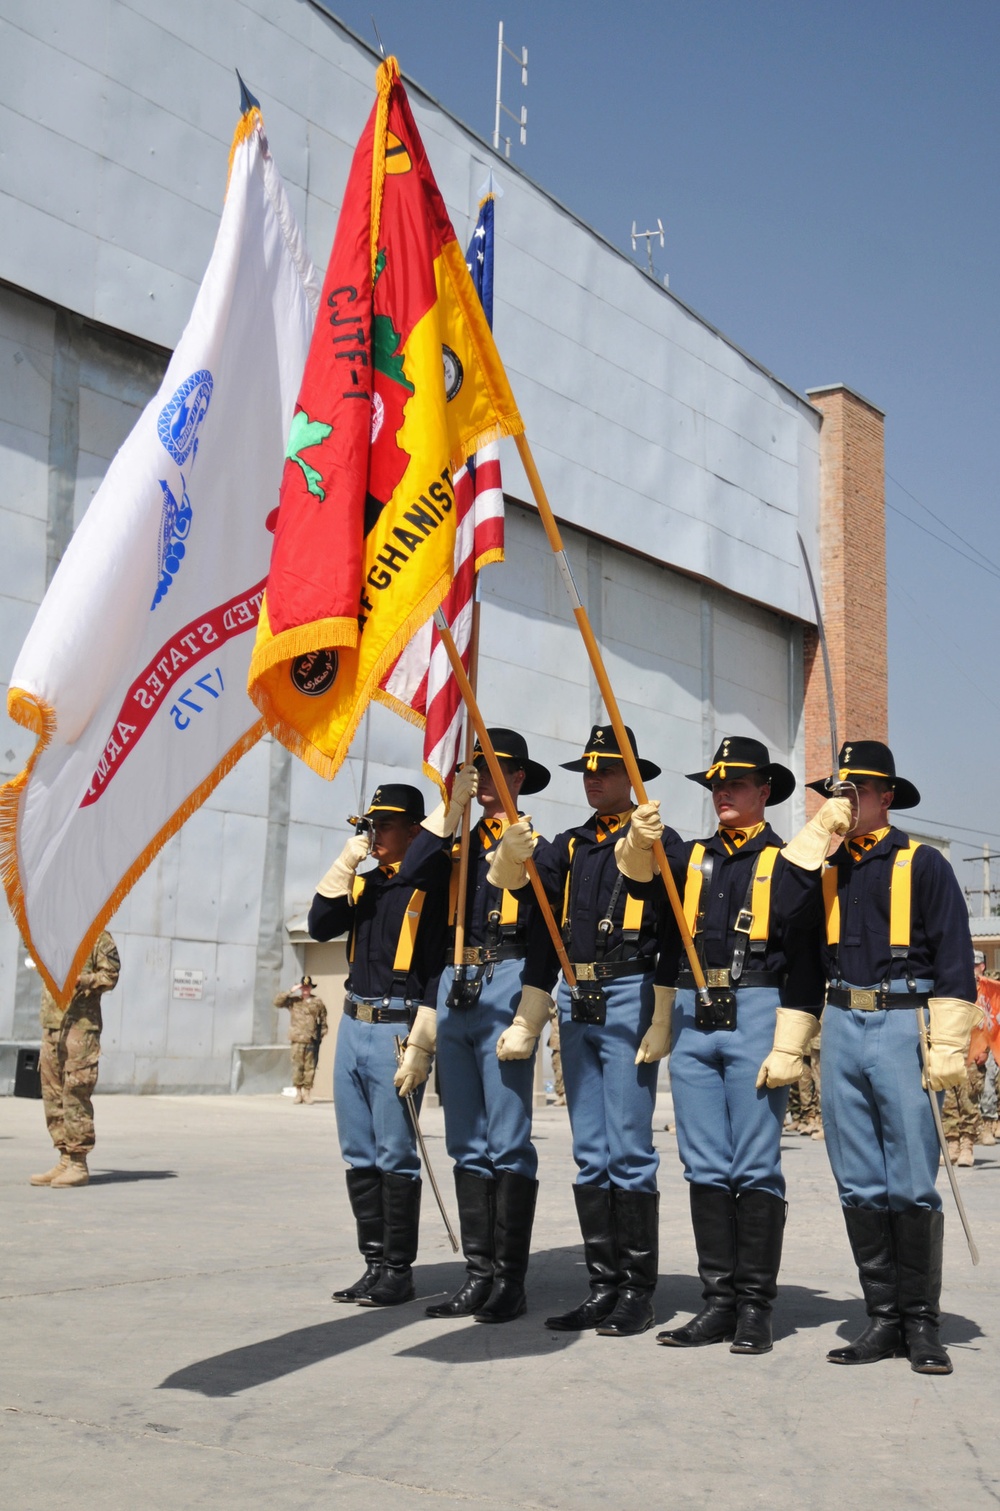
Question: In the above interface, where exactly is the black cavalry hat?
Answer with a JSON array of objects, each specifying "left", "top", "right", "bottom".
[
  {"left": 472, "top": 727, "right": 551, "bottom": 795},
  {"left": 364, "top": 783, "right": 426, "bottom": 821},
  {"left": 686, "top": 735, "right": 795, "bottom": 807},
  {"left": 300, "top": 975, "right": 316, "bottom": 988},
  {"left": 806, "top": 740, "right": 920, "bottom": 810},
  {"left": 560, "top": 724, "right": 661, "bottom": 782}
]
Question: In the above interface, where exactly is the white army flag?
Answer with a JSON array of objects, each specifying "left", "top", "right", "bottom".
[{"left": 0, "top": 104, "right": 319, "bottom": 1003}]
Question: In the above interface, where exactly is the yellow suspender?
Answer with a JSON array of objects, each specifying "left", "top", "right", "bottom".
[
  {"left": 451, "top": 829, "right": 522, "bottom": 930},
  {"left": 347, "top": 879, "right": 427, "bottom": 973},
  {"left": 823, "top": 843, "right": 921, "bottom": 947},
  {"left": 623, "top": 891, "right": 644, "bottom": 933},
  {"left": 684, "top": 843, "right": 706, "bottom": 934},
  {"left": 562, "top": 838, "right": 577, "bottom": 927},
  {"left": 750, "top": 847, "right": 780, "bottom": 944},
  {"left": 392, "top": 889, "right": 427, "bottom": 973},
  {"left": 682, "top": 843, "right": 777, "bottom": 940}
]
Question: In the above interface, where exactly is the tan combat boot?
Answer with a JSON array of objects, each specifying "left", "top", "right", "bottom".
[
  {"left": 979, "top": 1124, "right": 996, "bottom": 1147},
  {"left": 30, "top": 1152, "right": 70, "bottom": 1186},
  {"left": 50, "top": 1153, "right": 89, "bottom": 1187},
  {"left": 303, "top": 1086, "right": 313, "bottom": 1104},
  {"left": 946, "top": 1140, "right": 959, "bottom": 1164},
  {"left": 293, "top": 1087, "right": 303, "bottom": 1104},
  {"left": 957, "top": 1139, "right": 975, "bottom": 1168}
]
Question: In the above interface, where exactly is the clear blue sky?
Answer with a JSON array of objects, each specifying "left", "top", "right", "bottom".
[{"left": 323, "top": 0, "right": 999, "bottom": 896}]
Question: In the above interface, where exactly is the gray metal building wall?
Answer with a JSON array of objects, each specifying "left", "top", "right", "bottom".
[{"left": 0, "top": 1, "right": 817, "bottom": 1090}]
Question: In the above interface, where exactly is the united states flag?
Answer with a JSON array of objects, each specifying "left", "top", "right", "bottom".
[{"left": 379, "top": 192, "right": 504, "bottom": 794}]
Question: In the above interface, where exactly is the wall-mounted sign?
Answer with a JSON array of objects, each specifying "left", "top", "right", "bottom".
[{"left": 172, "top": 968, "right": 204, "bottom": 1000}]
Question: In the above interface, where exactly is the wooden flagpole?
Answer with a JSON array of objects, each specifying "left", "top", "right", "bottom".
[
  {"left": 433, "top": 608, "right": 577, "bottom": 989},
  {"left": 513, "top": 433, "right": 711, "bottom": 1005},
  {"left": 450, "top": 592, "right": 480, "bottom": 969}
]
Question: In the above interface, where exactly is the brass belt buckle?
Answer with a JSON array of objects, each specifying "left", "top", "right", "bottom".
[
  {"left": 461, "top": 947, "right": 481, "bottom": 966},
  {"left": 574, "top": 962, "right": 596, "bottom": 982},
  {"left": 851, "top": 989, "right": 877, "bottom": 1012},
  {"left": 734, "top": 909, "right": 754, "bottom": 935},
  {"left": 706, "top": 968, "right": 731, "bottom": 988},
  {"left": 356, "top": 1002, "right": 374, "bottom": 1023}
]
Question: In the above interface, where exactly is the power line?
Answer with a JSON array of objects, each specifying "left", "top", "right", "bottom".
[
  {"left": 887, "top": 471, "right": 999, "bottom": 573},
  {"left": 886, "top": 501, "right": 1000, "bottom": 583}
]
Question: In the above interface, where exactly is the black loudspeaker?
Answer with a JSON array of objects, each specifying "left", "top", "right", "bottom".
[{"left": 14, "top": 1047, "right": 42, "bottom": 1099}]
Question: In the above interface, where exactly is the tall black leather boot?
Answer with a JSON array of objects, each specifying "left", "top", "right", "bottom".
[
  {"left": 332, "top": 1167, "right": 383, "bottom": 1302},
  {"left": 358, "top": 1173, "right": 422, "bottom": 1307},
  {"left": 658, "top": 1184, "right": 737, "bottom": 1347},
  {"left": 596, "top": 1188, "right": 659, "bottom": 1337},
  {"left": 426, "top": 1170, "right": 497, "bottom": 1318},
  {"left": 730, "top": 1189, "right": 786, "bottom": 1355},
  {"left": 545, "top": 1184, "right": 620, "bottom": 1331},
  {"left": 893, "top": 1206, "right": 953, "bottom": 1375},
  {"left": 475, "top": 1172, "right": 539, "bottom": 1323},
  {"left": 827, "top": 1206, "right": 905, "bottom": 1364}
]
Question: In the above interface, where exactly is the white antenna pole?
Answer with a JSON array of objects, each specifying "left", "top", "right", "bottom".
[
  {"left": 493, "top": 20, "right": 528, "bottom": 158},
  {"left": 493, "top": 21, "right": 504, "bottom": 152},
  {"left": 631, "top": 218, "right": 666, "bottom": 280}
]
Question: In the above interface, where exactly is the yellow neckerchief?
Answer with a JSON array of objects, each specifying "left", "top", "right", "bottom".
[
  {"left": 718, "top": 820, "right": 765, "bottom": 856},
  {"left": 846, "top": 826, "right": 890, "bottom": 864},
  {"left": 595, "top": 809, "right": 633, "bottom": 843},
  {"left": 377, "top": 860, "right": 402, "bottom": 879}
]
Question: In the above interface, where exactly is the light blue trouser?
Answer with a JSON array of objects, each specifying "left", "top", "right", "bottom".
[
  {"left": 670, "top": 986, "right": 788, "bottom": 1200},
  {"left": 334, "top": 1000, "right": 422, "bottom": 1179},
  {"left": 557, "top": 972, "right": 659, "bottom": 1192},
  {"left": 436, "top": 958, "right": 538, "bottom": 1181},
  {"left": 821, "top": 984, "right": 941, "bottom": 1211}
]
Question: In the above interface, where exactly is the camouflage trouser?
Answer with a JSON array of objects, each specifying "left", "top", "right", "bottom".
[
  {"left": 291, "top": 1041, "right": 318, "bottom": 1089},
  {"left": 40, "top": 1012, "right": 102, "bottom": 1155},
  {"left": 798, "top": 1051, "right": 822, "bottom": 1126},
  {"left": 942, "top": 1064, "right": 984, "bottom": 1144},
  {"left": 548, "top": 1005, "right": 564, "bottom": 1100}
]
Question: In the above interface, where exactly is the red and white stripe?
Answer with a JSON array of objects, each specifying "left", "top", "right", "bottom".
[{"left": 379, "top": 442, "right": 503, "bottom": 794}]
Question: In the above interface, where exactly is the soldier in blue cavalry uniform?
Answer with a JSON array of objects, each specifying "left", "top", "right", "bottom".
[
  {"left": 489, "top": 725, "right": 678, "bottom": 1338},
  {"left": 410, "top": 729, "right": 553, "bottom": 1325},
  {"left": 644, "top": 736, "right": 824, "bottom": 1357},
  {"left": 778, "top": 741, "right": 978, "bottom": 1374},
  {"left": 308, "top": 784, "right": 450, "bottom": 1308}
]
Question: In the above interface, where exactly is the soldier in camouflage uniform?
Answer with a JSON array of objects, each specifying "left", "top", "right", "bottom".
[
  {"left": 30, "top": 930, "right": 120, "bottom": 1188},
  {"left": 941, "top": 1061, "right": 983, "bottom": 1166},
  {"left": 274, "top": 976, "right": 328, "bottom": 1103}
]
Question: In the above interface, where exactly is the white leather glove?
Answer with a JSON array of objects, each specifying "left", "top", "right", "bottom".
[
  {"left": 424, "top": 763, "right": 480, "bottom": 838},
  {"left": 487, "top": 816, "right": 536, "bottom": 891},
  {"left": 394, "top": 1005, "right": 437, "bottom": 1097},
  {"left": 496, "top": 986, "right": 553, "bottom": 1060},
  {"left": 315, "top": 833, "right": 371, "bottom": 898},
  {"left": 615, "top": 801, "right": 664, "bottom": 883},
  {"left": 756, "top": 1009, "right": 821, "bottom": 1088},
  {"left": 780, "top": 799, "right": 853, "bottom": 871},
  {"left": 635, "top": 985, "right": 675, "bottom": 1064},
  {"left": 924, "top": 998, "right": 979, "bottom": 1091}
]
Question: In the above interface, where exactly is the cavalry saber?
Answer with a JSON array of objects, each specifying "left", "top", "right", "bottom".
[
  {"left": 393, "top": 1035, "right": 459, "bottom": 1253},
  {"left": 798, "top": 533, "right": 979, "bottom": 1261},
  {"left": 914, "top": 1008, "right": 980, "bottom": 1265}
]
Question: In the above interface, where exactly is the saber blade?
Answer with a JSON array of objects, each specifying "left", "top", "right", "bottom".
[
  {"left": 394, "top": 1035, "right": 459, "bottom": 1252},
  {"left": 914, "top": 1007, "right": 980, "bottom": 1264}
]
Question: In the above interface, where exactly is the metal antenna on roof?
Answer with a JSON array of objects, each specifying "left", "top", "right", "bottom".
[
  {"left": 371, "top": 16, "right": 386, "bottom": 57},
  {"left": 631, "top": 219, "right": 667, "bottom": 285},
  {"left": 493, "top": 21, "right": 527, "bottom": 159}
]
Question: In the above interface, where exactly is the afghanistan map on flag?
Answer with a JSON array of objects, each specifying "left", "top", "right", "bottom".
[{"left": 247, "top": 57, "right": 523, "bottom": 778}]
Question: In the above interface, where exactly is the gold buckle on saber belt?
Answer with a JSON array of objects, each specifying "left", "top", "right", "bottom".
[
  {"left": 706, "top": 968, "right": 732, "bottom": 988},
  {"left": 355, "top": 1002, "right": 375, "bottom": 1023},
  {"left": 573, "top": 962, "right": 597, "bottom": 982},
  {"left": 460, "top": 948, "right": 483, "bottom": 966},
  {"left": 849, "top": 989, "right": 878, "bottom": 1012}
]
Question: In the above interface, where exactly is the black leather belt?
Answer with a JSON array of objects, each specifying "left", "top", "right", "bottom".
[
  {"left": 677, "top": 969, "right": 781, "bottom": 990},
  {"left": 826, "top": 986, "right": 930, "bottom": 1013},
  {"left": 572, "top": 958, "right": 650, "bottom": 981},
  {"left": 457, "top": 943, "right": 526, "bottom": 966},
  {"left": 343, "top": 999, "right": 410, "bottom": 1024}
]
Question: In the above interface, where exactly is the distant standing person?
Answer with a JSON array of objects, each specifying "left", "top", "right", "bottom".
[
  {"left": 274, "top": 976, "right": 328, "bottom": 1103},
  {"left": 30, "top": 930, "right": 121, "bottom": 1189}
]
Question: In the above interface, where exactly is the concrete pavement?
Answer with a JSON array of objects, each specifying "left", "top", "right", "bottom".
[{"left": 2, "top": 1091, "right": 998, "bottom": 1510}]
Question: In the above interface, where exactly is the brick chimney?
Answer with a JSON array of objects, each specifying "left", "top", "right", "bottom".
[{"left": 803, "top": 384, "right": 888, "bottom": 811}]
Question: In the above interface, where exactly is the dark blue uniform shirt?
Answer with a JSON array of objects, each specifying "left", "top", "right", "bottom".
[
  {"left": 664, "top": 824, "right": 825, "bottom": 1008},
  {"left": 780, "top": 825, "right": 976, "bottom": 1000},
  {"left": 307, "top": 839, "right": 451, "bottom": 1003}
]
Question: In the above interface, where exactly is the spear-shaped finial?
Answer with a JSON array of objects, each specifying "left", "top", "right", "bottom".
[{"left": 236, "top": 69, "right": 261, "bottom": 114}]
